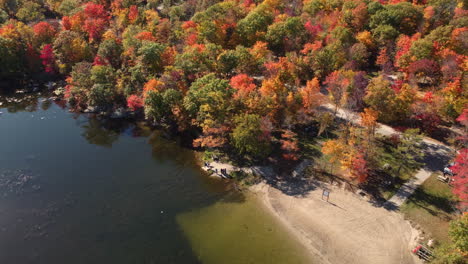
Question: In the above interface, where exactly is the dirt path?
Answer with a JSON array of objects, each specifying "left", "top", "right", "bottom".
[{"left": 252, "top": 182, "right": 421, "bottom": 264}]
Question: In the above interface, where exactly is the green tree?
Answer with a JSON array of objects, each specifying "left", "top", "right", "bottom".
[
  {"left": 0, "top": 0, "right": 19, "bottom": 15},
  {"left": 58, "top": 0, "right": 80, "bottom": 16},
  {"left": 122, "top": 25, "right": 143, "bottom": 51},
  {"left": 331, "top": 26, "right": 355, "bottom": 47},
  {"left": 91, "top": 65, "right": 116, "bottom": 86},
  {"left": 393, "top": 128, "right": 424, "bottom": 174},
  {"left": 364, "top": 76, "right": 415, "bottom": 123},
  {"left": 53, "top": 30, "right": 91, "bottom": 73},
  {"left": 183, "top": 73, "right": 233, "bottom": 126},
  {"left": 311, "top": 43, "right": 346, "bottom": 79},
  {"left": 145, "top": 89, "right": 182, "bottom": 122},
  {"left": 429, "top": 0, "right": 458, "bottom": 27},
  {"left": 192, "top": 1, "right": 243, "bottom": 47},
  {"left": 372, "top": 24, "right": 399, "bottom": 44},
  {"left": 265, "top": 17, "right": 307, "bottom": 53},
  {"left": 0, "top": 37, "right": 23, "bottom": 80},
  {"left": 88, "top": 84, "right": 115, "bottom": 107},
  {"left": 216, "top": 49, "right": 239, "bottom": 75},
  {"left": 409, "top": 38, "right": 433, "bottom": 60},
  {"left": 137, "top": 41, "right": 166, "bottom": 75},
  {"left": 349, "top": 43, "right": 370, "bottom": 68},
  {"left": 369, "top": 2, "right": 423, "bottom": 35},
  {"left": 449, "top": 215, "right": 468, "bottom": 254},
  {"left": 175, "top": 44, "right": 221, "bottom": 77},
  {"left": 16, "top": 1, "right": 45, "bottom": 23},
  {"left": 97, "top": 39, "right": 122, "bottom": 68},
  {"left": 433, "top": 215, "right": 468, "bottom": 264},
  {"left": 0, "top": 9, "right": 8, "bottom": 24},
  {"left": 67, "top": 62, "right": 93, "bottom": 107},
  {"left": 88, "top": 65, "right": 116, "bottom": 107},
  {"left": 237, "top": 7, "right": 274, "bottom": 46},
  {"left": 231, "top": 113, "right": 271, "bottom": 158},
  {"left": 233, "top": 45, "right": 259, "bottom": 74}
]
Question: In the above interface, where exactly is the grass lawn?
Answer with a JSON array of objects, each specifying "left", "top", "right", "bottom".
[
  {"left": 371, "top": 135, "right": 423, "bottom": 200},
  {"left": 400, "top": 173, "right": 458, "bottom": 244},
  {"left": 297, "top": 126, "right": 339, "bottom": 160}
]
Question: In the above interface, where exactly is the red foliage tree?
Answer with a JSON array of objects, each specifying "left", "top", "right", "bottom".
[
  {"left": 300, "top": 77, "right": 323, "bottom": 112},
  {"left": 26, "top": 44, "right": 40, "bottom": 72},
  {"left": 376, "top": 47, "right": 391, "bottom": 73},
  {"left": 135, "top": 31, "right": 156, "bottom": 42},
  {"left": 62, "top": 16, "right": 71, "bottom": 30},
  {"left": 456, "top": 109, "right": 468, "bottom": 128},
  {"left": 128, "top": 5, "right": 138, "bottom": 23},
  {"left": 413, "top": 112, "right": 441, "bottom": 133},
  {"left": 351, "top": 153, "right": 368, "bottom": 183},
  {"left": 450, "top": 149, "right": 468, "bottom": 209},
  {"left": 193, "top": 125, "right": 229, "bottom": 148},
  {"left": 351, "top": 2, "right": 368, "bottom": 31},
  {"left": 83, "top": 2, "right": 109, "bottom": 41},
  {"left": 39, "top": 44, "right": 55, "bottom": 73},
  {"left": 324, "top": 71, "right": 351, "bottom": 110},
  {"left": 243, "top": 0, "right": 254, "bottom": 9},
  {"left": 280, "top": 130, "right": 299, "bottom": 161},
  {"left": 33, "top": 22, "right": 56, "bottom": 44},
  {"left": 394, "top": 35, "right": 414, "bottom": 71},
  {"left": 455, "top": 109, "right": 468, "bottom": 147},
  {"left": 182, "top": 21, "right": 197, "bottom": 30},
  {"left": 304, "top": 21, "right": 322, "bottom": 40},
  {"left": 408, "top": 59, "right": 440, "bottom": 84},
  {"left": 93, "top": 55, "right": 107, "bottom": 66},
  {"left": 230, "top": 74, "right": 256, "bottom": 99},
  {"left": 422, "top": 91, "right": 434, "bottom": 103},
  {"left": 127, "top": 94, "right": 144, "bottom": 111}
]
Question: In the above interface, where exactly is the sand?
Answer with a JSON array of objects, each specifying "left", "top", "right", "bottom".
[{"left": 250, "top": 181, "right": 422, "bottom": 264}]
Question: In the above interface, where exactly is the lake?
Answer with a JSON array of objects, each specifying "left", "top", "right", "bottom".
[{"left": 0, "top": 93, "right": 311, "bottom": 264}]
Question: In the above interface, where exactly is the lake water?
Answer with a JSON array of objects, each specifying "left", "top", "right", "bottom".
[{"left": 0, "top": 94, "right": 311, "bottom": 264}]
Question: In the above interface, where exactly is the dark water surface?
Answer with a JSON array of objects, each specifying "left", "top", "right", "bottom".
[{"left": 0, "top": 94, "right": 310, "bottom": 264}]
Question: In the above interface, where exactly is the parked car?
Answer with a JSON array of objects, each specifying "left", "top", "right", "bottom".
[{"left": 443, "top": 163, "right": 455, "bottom": 176}]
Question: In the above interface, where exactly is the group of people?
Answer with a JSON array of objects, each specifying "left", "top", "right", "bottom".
[{"left": 203, "top": 162, "right": 230, "bottom": 178}]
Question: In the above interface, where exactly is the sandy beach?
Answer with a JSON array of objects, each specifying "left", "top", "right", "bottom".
[
  {"left": 202, "top": 160, "right": 425, "bottom": 264},
  {"left": 250, "top": 181, "right": 422, "bottom": 264}
]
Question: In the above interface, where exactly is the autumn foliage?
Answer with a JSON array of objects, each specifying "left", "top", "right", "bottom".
[
  {"left": 0, "top": 0, "right": 466, "bottom": 190},
  {"left": 39, "top": 44, "right": 55, "bottom": 73},
  {"left": 127, "top": 94, "right": 143, "bottom": 111},
  {"left": 450, "top": 149, "right": 468, "bottom": 209}
]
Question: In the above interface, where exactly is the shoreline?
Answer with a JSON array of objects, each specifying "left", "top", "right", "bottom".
[
  {"left": 200, "top": 159, "right": 421, "bottom": 263},
  {"left": 249, "top": 181, "right": 422, "bottom": 264},
  {"left": 250, "top": 182, "right": 332, "bottom": 264}
]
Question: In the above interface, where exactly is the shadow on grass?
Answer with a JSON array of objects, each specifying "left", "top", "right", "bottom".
[
  {"left": 360, "top": 169, "right": 406, "bottom": 205},
  {"left": 406, "top": 188, "right": 455, "bottom": 219},
  {"left": 296, "top": 123, "right": 339, "bottom": 160}
]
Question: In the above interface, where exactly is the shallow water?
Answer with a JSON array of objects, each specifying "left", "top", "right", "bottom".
[
  {"left": 0, "top": 94, "right": 311, "bottom": 263},
  {"left": 177, "top": 192, "right": 310, "bottom": 264}
]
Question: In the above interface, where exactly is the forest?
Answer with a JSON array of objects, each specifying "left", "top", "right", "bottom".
[
  {"left": 0, "top": 0, "right": 467, "bottom": 261},
  {"left": 1, "top": 0, "right": 466, "bottom": 152}
]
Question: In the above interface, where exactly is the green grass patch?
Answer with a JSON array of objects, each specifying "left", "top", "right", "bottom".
[
  {"left": 373, "top": 136, "right": 423, "bottom": 200},
  {"left": 401, "top": 173, "right": 457, "bottom": 244},
  {"left": 296, "top": 125, "right": 339, "bottom": 160}
]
